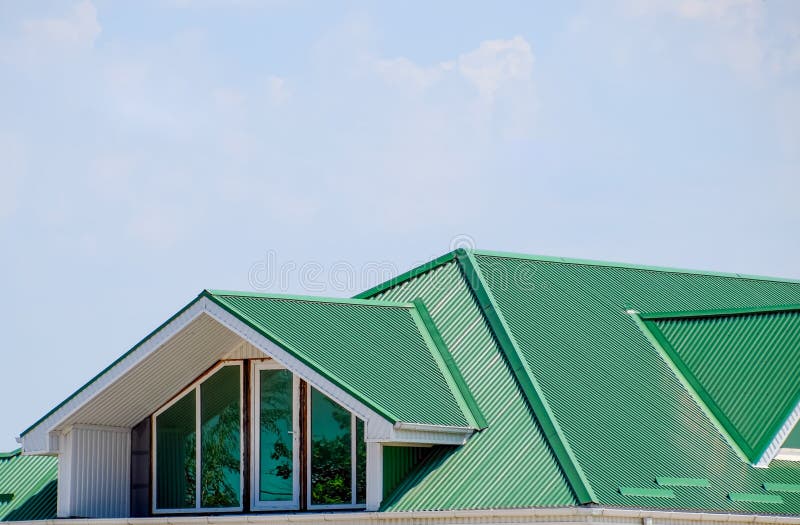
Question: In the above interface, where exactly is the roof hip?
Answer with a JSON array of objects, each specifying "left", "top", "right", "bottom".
[{"left": 454, "top": 249, "right": 597, "bottom": 504}]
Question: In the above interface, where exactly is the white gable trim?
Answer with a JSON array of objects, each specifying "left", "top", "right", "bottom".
[
  {"left": 755, "top": 400, "right": 800, "bottom": 467},
  {"left": 21, "top": 300, "right": 208, "bottom": 454},
  {"left": 21, "top": 297, "right": 472, "bottom": 454}
]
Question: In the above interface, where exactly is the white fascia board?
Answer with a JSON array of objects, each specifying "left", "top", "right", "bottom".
[
  {"left": 20, "top": 300, "right": 208, "bottom": 454},
  {"left": 755, "top": 400, "right": 800, "bottom": 468}
]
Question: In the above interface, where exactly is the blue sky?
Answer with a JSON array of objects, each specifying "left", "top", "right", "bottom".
[{"left": 1, "top": 0, "right": 799, "bottom": 450}]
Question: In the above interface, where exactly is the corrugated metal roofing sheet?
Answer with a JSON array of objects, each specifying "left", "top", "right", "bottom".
[
  {"left": 471, "top": 251, "right": 800, "bottom": 514},
  {"left": 0, "top": 450, "right": 56, "bottom": 521},
  {"left": 366, "top": 260, "right": 576, "bottom": 510},
  {"left": 644, "top": 308, "right": 800, "bottom": 462},
  {"left": 207, "top": 291, "right": 474, "bottom": 428}
]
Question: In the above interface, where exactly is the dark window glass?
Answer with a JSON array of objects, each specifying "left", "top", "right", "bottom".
[
  {"left": 200, "top": 365, "right": 241, "bottom": 508},
  {"left": 356, "top": 418, "right": 366, "bottom": 504},
  {"left": 259, "top": 369, "right": 294, "bottom": 502},
  {"left": 156, "top": 391, "right": 196, "bottom": 509},
  {"left": 310, "top": 388, "right": 352, "bottom": 505}
]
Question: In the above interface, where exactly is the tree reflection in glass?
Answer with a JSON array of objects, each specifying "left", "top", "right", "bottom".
[
  {"left": 310, "top": 388, "right": 352, "bottom": 505},
  {"left": 356, "top": 419, "right": 366, "bottom": 504},
  {"left": 200, "top": 365, "right": 241, "bottom": 508},
  {"left": 259, "top": 369, "right": 293, "bottom": 502}
]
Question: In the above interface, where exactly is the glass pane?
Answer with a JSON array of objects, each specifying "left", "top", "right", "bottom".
[
  {"left": 258, "top": 369, "right": 294, "bottom": 502},
  {"left": 156, "top": 391, "right": 196, "bottom": 509},
  {"left": 785, "top": 422, "right": 800, "bottom": 449},
  {"left": 310, "top": 388, "right": 352, "bottom": 505},
  {"left": 356, "top": 418, "right": 366, "bottom": 504},
  {"left": 200, "top": 365, "right": 241, "bottom": 508}
]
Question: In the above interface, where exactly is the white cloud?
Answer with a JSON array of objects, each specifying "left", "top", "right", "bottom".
[
  {"left": 622, "top": 0, "right": 800, "bottom": 79},
  {"left": 315, "top": 35, "right": 540, "bottom": 230},
  {"left": 373, "top": 57, "right": 447, "bottom": 93},
  {"left": 371, "top": 36, "right": 537, "bottom": 143},
  {"left": 23, "top": 0, "right": 101, "bottom": 48},
  {"left": 458, "top": 36, "right": 534, "bottom": 101},
  {"left": 2, "top": 1, "right": 101, "bottom": 65},
  {"left": 373, "top": 35, "right": 535, "bottom": 102}
]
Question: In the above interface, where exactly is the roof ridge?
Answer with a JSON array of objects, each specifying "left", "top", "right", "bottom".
[
  {"left": 472, "top": 249, "right": 800, "bottom": 286},
  {"left": 0, "top": 449, "right": 21, "bottom": 459},
  {"left": 204, "top": 289, "right": 413, "bottom": 308}
]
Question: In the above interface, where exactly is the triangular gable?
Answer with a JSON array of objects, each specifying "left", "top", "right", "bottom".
[
  {"left": 639, "top": 305, "right": 800, "bottom": 466},
  {"left": 20, "top": 292, "right": 480, "bottom": 454}
]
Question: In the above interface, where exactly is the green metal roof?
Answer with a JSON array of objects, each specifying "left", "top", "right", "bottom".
[
  {"left": 205, "top": 290, "right": 480, "bottom": 428},
  {"left": 642, "top": 307, "right": 800, "bottom": 462},
  {"left": 471, "top": 250, "right": 800, "bottom": 514},
  {"left": 0, "top": 450, "right": 56, "bottom": 521},
  {"left": 364, "top": 259, "right": 576, "bottom": 510},
  {"left": 359, "top": 249, "right": 800, "bottom": 514}
]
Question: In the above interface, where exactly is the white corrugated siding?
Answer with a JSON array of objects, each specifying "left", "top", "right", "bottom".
[{"left": 59, "top": 426, "right": 130, "bottom": 518}]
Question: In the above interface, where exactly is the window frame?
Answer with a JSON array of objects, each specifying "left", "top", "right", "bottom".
[
  {"left": 151, "top": 360, "right": 245, "bottom": 515},
  {"left": 250, "top": 360, "right": 300, "bottom": 511},
  {"left": 305, "top": 387, "right": 367, "bottom": 511}
]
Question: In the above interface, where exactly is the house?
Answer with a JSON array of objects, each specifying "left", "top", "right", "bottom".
[{"left": 6, "top": 248, "right": 800, "bottom": 525}]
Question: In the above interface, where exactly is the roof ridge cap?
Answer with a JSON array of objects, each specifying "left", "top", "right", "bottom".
[
  {"left": 472, "top": 249, "right": 800, "bottom": 286},
  {"left": 204, "top": 289, "right": 412, "bottom": 308}
]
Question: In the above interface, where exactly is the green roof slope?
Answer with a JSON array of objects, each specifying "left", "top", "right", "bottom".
[
  {"left": 362, "top": 260, "right": 576, "bottom": 510},
  {"left": 0, "top": 450, "right": 57, "bottom": 521},
  {"left": 206, "top": 291, "right": 478, "bottom": 428},
  {"left": 643, "top": 308, "right": 800, "bottom": 462},
  {"left": 471, "top": 251, "right": 800, "bottom": 514}
]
